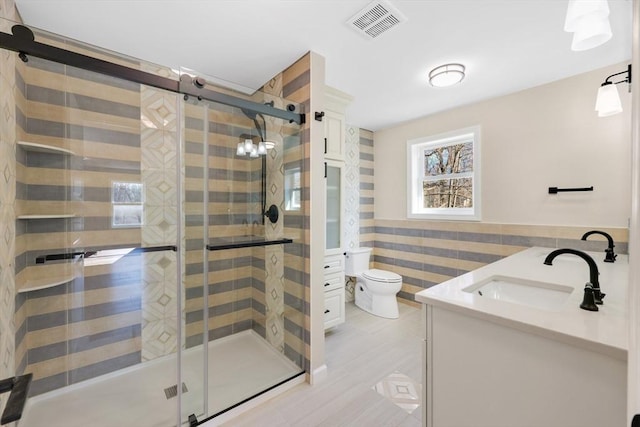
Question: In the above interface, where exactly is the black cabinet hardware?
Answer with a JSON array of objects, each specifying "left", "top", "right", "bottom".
[{"left": 315, "top": 111, "right": 325, "bottom": 121}]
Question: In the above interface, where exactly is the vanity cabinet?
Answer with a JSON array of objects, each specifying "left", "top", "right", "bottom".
[
  {"left": 423, "top": 304, "right": 626, "bottom": 427},
  {"left": 417, "top": 248, "right": 628, "bottom": 427},
  {"left": 323, "top": 86, "right": 352, "bottom": 330}
]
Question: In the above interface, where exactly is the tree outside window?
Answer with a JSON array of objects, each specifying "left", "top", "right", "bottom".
[
  {"left": 407, "top": 127, "right": 480, "bottom": 220},
  {"left": 112, "top": 181, "right": 143, "bottom": 227}
]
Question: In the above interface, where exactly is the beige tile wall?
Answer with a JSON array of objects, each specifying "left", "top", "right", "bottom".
[
  {"left": 373, "top": 219, "right": 629, "bottom": 307},
  {"left": 0, "top": 5, "right": 19, "bottom": 422}
]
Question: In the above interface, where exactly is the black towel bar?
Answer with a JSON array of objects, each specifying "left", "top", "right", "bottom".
[{"left": 548, "top": 186, "right": 593, "bottom": 194}]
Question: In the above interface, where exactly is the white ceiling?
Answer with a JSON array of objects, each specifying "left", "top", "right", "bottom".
[{"left": 13, "top": 0, "right": 633, "bottom": 131}]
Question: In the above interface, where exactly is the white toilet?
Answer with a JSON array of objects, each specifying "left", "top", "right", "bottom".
[{"left": 345, "top": 247, "right": 402, "bottom": 319}]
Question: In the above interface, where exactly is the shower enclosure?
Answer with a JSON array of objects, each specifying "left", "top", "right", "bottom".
[{"left": 1, "top": 20, "right": 308, "bottom": 427}]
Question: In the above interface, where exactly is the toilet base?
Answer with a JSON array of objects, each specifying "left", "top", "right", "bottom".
[{"left": 355, "top": 283, "right": 399, "bottom": 319}]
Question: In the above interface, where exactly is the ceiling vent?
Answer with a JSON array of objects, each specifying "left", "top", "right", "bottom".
[{"left": 347, "top": 0, "right": 407, "bottom": 39}]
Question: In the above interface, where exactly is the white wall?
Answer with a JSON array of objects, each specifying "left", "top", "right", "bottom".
[{"left": 374, "top": 62, "right": 632, "bottom": 228}]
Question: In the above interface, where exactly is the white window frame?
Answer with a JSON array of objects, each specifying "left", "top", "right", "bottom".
[
  {"left": 111, "top": 181, "right": 144, "bottom": 228},
  {"left": 406, "top": 126, "right": 481, "bottom": 220}
]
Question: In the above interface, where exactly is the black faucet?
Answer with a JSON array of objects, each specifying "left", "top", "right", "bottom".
[
  {"left": 581, "top": 230, "right": 616, "bottom": 263},
  {"left": 543, "top": 248, "right": 604, "bottom": 305}
]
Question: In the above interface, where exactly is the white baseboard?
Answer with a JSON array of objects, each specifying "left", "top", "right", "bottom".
[{"left": 310, "top": 364, "right": 328, "bottom": 384}]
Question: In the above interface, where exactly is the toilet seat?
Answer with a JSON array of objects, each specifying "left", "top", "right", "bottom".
[{"left": 362, "top": 269, "right": 401, "bottom": 283}]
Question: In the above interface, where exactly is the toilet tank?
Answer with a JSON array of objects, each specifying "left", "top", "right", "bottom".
[{"left": 344, "top": 247, "right": 372, "bottom": 276}]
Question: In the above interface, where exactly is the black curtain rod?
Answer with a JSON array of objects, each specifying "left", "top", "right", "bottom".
[{"left": 0, "top": 25, "right": 305, "bottom": 125}]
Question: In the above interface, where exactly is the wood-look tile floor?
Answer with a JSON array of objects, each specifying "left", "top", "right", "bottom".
[{"left": 222, "top": 302, "right": 423, "bottom": 427}]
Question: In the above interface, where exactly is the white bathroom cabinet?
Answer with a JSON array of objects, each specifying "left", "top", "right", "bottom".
[
  {"left": 423, "top": 304, "right": 626, "bottom": 427},
  {"left": 322, "top": 86, "right": 351, "bottom": 330},
  {"left": 323, "top": 253, "right": 345, "bottom": 329},
  {"left": 417, "top": 247, "right": 628, "bottom": 427},
  {"left": 323, "top": 86, "right": 351, "bottom": 162}
]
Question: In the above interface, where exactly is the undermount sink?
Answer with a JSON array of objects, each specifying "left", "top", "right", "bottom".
[{"left": 463, "top": 275, "right": 574, "bottom": 311}]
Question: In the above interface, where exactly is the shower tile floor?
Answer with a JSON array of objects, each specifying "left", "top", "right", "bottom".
[{"left": 20, "top": 330, "right": 301, "bottom": 427}]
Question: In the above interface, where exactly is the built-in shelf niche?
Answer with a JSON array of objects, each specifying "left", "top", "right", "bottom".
[
  {"left": 17, "top": 141, "right": 75, "bottom": 156},
  {"left": 17, "top": 140, "right": 76, "bottom": 219},
  {"left": 17, "top": 214, "right": 76, "bottom": 220},
  {"left": 16, "top": 263, "right": 77, "bottom": 294}
]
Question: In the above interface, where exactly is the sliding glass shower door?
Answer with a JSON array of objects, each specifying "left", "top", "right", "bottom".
[
  {"left": 8, "top": 20, "right": 307, "bottom": 426},
  {"left": 179, "top": 72, "right": 307, "bottom": 423},
  {"left": 14, "top": 46, "right": 184, "bottom": 426}
]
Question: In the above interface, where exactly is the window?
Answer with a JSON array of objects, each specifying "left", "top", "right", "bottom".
[
  {"left": 112, "top": 181, "right": 143, "bottom": 227},
  {"left": 407, "top": 126, "right": 480, "bottom": 220},
  {"left": 284, "top": 166, "right": 301, "bottom": 211}
]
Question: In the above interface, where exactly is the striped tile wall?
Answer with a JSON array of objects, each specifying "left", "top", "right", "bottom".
[
  {"left": 280, "top": 54, "right": 311, "bottom": 372},
  {"left": 181, "top": 84, "right": 307, "bottom": 370},
  {"left": 183, "top": 99, "right": 262, "bottom": 348},
  {"left": 5, "top": 24, "right": 311, "bottom": 401},
  {"left": 14, "top": 53, "right": 146, "bottom": 396},
  {"left": 359, "top": 129, "right": 375, "bottom": 249},
  {"left": 373, "top": 219, "right": 629, "bottom": 306},
  {"left": 0, "top": 8, "right": 19, "bottom": 418}
]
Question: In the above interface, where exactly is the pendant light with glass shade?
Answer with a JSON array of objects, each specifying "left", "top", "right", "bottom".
[{"left": 564, "top": 0, "right": 612, "bottom": 51}]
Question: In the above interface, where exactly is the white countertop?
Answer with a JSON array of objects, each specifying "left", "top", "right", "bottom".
[{"left": 415, "top": 246, "right": 628, "bottom": 360}]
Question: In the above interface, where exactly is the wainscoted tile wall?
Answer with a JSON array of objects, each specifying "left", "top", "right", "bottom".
[
  {"left": 373, "top": 220, "right": 629, "bottom": 306},
  {"left": 0, "top": 6, "right": 18, "bottom": 419}
]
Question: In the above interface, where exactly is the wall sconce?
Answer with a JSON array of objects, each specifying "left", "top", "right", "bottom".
[
  {"left": 428, "top": 63, "right": 465, "bottom": 87},
  {"left": 564, "top": 0, "right": 612, "bottom": 51},
  {"left": 595, "top": 64, "right": 631, "bottom": 117}
]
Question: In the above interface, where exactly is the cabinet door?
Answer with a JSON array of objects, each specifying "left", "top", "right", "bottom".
[
  {"left": 324, "top": 288, "right": 345, "bottom": 329},
  {"left": 324, "top": 110, "right": 345, "bottom": 161},
  {"left": 325, "top": 161, "right": 343, "bottom": 254}
]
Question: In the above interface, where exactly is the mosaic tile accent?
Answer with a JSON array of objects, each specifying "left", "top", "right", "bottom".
[
  {"left": 344, "top": 125, "right": 360, "bottom": 251},
  {"left": 343, "top": 124, "right": 361, "bottom": 302},
  {"left": 140, "top": 86, "right": 179, "bottom": 360},
  {"left": 373, "top": 371, "right": 421, "bottom": 414},
  {"left": 261, "top": 79, "right": 286, "bottom": 352}
]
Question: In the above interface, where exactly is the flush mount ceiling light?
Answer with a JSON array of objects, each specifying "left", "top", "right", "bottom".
[
  {"left": 428, "top": 63, "right": 465, "bottom": 87},
  {"left": 564, "top": 0, "right": 612, "bottom": 51},
  {"left": 595, "top": 64, "right": 631, "bottom": 117}
]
